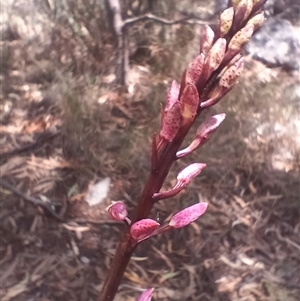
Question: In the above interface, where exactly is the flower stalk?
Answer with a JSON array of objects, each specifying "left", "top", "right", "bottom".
[{"left": 98, "top": 1, "right": 267, "bottom": 300}]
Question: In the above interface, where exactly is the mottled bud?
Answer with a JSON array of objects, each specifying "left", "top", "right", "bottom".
[
  {"left": 130, "top": 219, "right": 160, "bottom": 241},
  {"left": 176, "top": 115, "right": 225, "bottom": 158},
  {"left": 196, "top": 113, "right": 226, "bottom": 140},
  {"left": 200, "top": 25, "right": 215, "bottom": 55},
  {"left": 107, "top": 201, "right": 128, "bottom": 221},
  {"left": 175, "top": 163, "right": 206, "bottom": 189},
  {"left": 205, "top": 38, "right": 226, "bottom": 72},
  {"left": 165, "top": 80, "right": 180, "bottom": 112},
  {"left": 180, "top": 83, "right": 200, "bottom": 125},
  {"left": 160, "top": 102, "right": 182, "bottom": 142},
  {"left": 137, "top": 288, "right": 154, "bottom": 301},
  {"left": 219, "top": 57, "right": 244, "bottom": 88},
  {"left": 228, "top": 24, "right": 254, "bottom": 50},
  {"left": 247, "top": 12, "right": 265, "bottom": 30},
  {"left": 186, "top": 54, "right": 205, "bottom": 85},
  {"left": 235, "top": 0, "right": 253, "bottom": 24},
  {"left": 219, "top": 7, "right": 234, "bottom": 36},
  {"left": 169, "top": 202, "right": 208, "bottom": 229}
]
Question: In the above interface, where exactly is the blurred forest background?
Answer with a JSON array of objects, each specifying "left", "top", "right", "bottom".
[{"left": 1, "top": 0, "right": 299, "bottom": 301}]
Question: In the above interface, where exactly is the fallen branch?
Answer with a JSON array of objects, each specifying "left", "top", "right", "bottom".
[{"left": 0, "top": 179, "right": 65, "bottom": 222}]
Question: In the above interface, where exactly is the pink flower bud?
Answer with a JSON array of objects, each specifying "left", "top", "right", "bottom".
[
  {"left": 176, "top": 163, "right": 206, "bottom": 187},
  {"left": 219, "top": 7, "right": 234, "bottom": 36},
  {"left": 219, "top": 57, "right": 244, "bottom": 88},
  {"left": 196, "top": 113, "right": 226, "bottom": 140},
  {"left": 165, "top": 80, "right": 180, "bottom": 112},
  {"left": 247, "top": 12, "right": 265, "bottom": 30},
  {"left": 235, "top": 0, "right": 253, "bottom": 24},
  {"left": 180, "top": 83, "right": 200, "bottom": 125},
  {"left": 130, "top": 219, "right": 160, "bottom": 241},
  {"left": 137, "top": 288, "right": 154, "bottom": 301},
  {"left": 107, "top": 201, "right": 128, "bottom": 221},
  {"left": 177, "top": 121, "right": 218, "bottom": 156},
  {"left": 228, "top": 24, "right": 254, "bottom": 51},
  {"left": 200, "top": 25, "right": 215, "bottom": 55},
  {"left": 205, "top": 38, "right": 226, "bottom": 72},
  {"left": 160, "top": 102, "right": 182, "bottom": 142},
  {"left": 169, "top": 202, "right": 208, "bottom": 229},
  {"left": 186, "top": 53, "right": 205, "bottom": 85}
]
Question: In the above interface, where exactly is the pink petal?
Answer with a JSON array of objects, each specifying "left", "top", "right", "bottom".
[
  {"left": 180, "top": 83, "right": 200, "bottom": 124},
  {"left": 186, "top": 54, "right": 205, "bottom": 85},
  {"left": 130, "top": 219, "right": 160, "bottom": 241},
  {"left": 169, "top": 202, "right": 208, "bottom": 229},
  {"left": 160, "top": 102, "right": 182, "bottom": 142},
  {"left": 165, "top": 80, "right": 180, "bottom": 112}
]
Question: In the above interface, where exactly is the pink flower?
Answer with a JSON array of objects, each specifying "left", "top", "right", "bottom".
[{"left": 169, "top": 202, "right": 208, "bottom": 229}]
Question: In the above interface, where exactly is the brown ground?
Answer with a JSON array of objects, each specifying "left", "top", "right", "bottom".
[{"left": 1, "top": 29, "right": 300, "bottom": 301}]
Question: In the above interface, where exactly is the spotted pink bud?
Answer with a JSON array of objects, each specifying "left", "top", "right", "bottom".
[
  {"left": 196, "top": 113, "right": 226, "bottom": 140},
  {"left": 160, "top": 102, "right": 182, "bottom": 142},
  {"left": 177, "top": 114, "right": 225, "bottom": 157},
  {"left": 107, "top": 201, "right": 128, "bottom": 221},
  {"left": 180, "top": 83, "right": 200, "bottom": 125},
  {"left": 205, "top": 38, "right": 226, "bottom": 72},
  {"left": 200, "top": 25, "right": 215, "bottom": 55},
  {"left": 186, "top": 53, "right": 204, "bottom": 85},
  {"left": 169, "top": 202, "right": 208, "bottom": 229},
  {"left": 247, "top": 12, "right": 265, "bottom": 30},
  {"left": 219, "top": 57, "right": 244, "bottom": 88},
  {"left": 228, "top": 24, "right": 254, "bottom": 50},
  {"left": 219, "top": 7, "right": 234, "bottom": 36},
  {"left": 165, "top": 80, "right": 180, "bottom": 111},
  {"left": 137, "top": 288, "right": 154, "bottom": 301},
  {"left": 176, "top": 163, "right": 206, "bottom": 188},
  {"left": 235, "top": 0, "right": 253, "bottom": 25},
  {"left": 130, "top": 219, "right": 160, "bottom": 241}
]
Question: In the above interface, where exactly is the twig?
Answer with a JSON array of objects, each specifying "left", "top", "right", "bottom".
[
  {"left": 124, "top": 12, "right": 210, "bottom": 27},
  {"left": 0, "top": 179, "right": 65, "bottom": 222}
]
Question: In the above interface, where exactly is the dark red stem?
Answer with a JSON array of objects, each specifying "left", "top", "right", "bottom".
[{"left": 98, "top": 124, "right": 192, "bottom": 301}]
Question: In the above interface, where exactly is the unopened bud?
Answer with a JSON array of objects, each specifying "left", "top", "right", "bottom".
[
  {"left": 235, "top": 0, "right": 253, "bottom": 24},
  {"left": 200, "top": 25, "right": 215, "bottom": 55},
  {"left": 107, "top": 201, "right": 128, "bottom": 221},
  {"left": 176, "top": 114, "right": 225, "bottom": 158},
  {"left": 130, "top": 219, "right": 160, "bottom": 241},
  {"left": 175, "top": 163, "right": 206, "bottom": 188},
  {"left": 247, "top": 12, "right": 265, "bottom": 30},
  {"left": 186, "top": 54, "right": 205, "bottom": 85},
  {"left": 196, "top": 113, "right": 226, "bottom": 140},
  {"left": 228, "top": 24, "right": 254, "bottom": 50},
  {"left": 219, "top": 57, "right": 244, "bottom": 89},
  {"left": 169, "top": 202, "right": 208, "bottom": 229},
  {"left": 219, "top": 7, "right": 234, "bottom": 36},
  {"left": 206, "top": 38, "right": 226, "bottom": 72},
  {"left": 180, "top": 83, "right": 200, "bottom": 125},
  {"left": 160, "top": 102, "right": 182, "bottom": 142},
  {"left": 165, "top": 80, "right": 180, "bottom": 112},
  {"left": 137, "top": 288, "right": 154, "bottom": 301}
]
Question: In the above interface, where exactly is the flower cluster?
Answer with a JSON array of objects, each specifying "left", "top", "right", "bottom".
[{"left": 101, "top": 1, "right": 267, "bottom": 300}]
